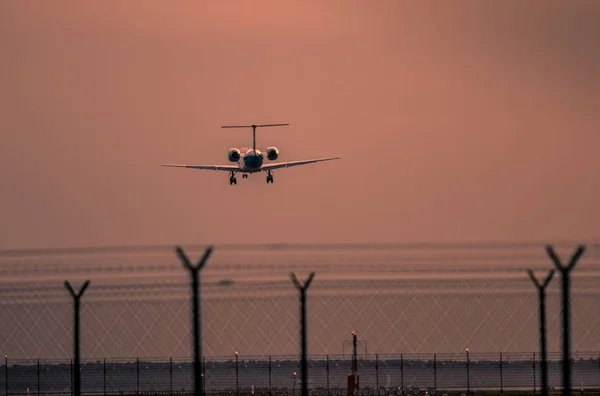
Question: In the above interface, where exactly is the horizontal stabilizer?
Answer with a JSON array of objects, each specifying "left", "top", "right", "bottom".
[{"left": 221, "top": 123, "right": 289, "bottom": 129}]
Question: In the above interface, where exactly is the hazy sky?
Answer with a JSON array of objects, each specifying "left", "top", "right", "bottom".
[{"left": 1, "top": 1, "right": 599, "bottom": 249}]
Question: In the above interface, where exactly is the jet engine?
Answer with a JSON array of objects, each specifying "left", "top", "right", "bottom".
[
  {"left": 228, "top": 148, "right": 241, "bottom": 162},
  {"left": 266, "top": 146, "right": 279, "bottom": 161}
]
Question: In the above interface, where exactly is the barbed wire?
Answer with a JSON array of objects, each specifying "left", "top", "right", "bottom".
[
  {"left": 1, "top": 240, "right": 599, "bottom": 256},
  {"left": 1, "top": 243, "right": 599, "bottom": 280}
]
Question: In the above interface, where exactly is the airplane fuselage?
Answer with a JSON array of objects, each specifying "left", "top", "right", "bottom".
[{"left": 237, "top": 149, "right": 264, "bottom": 173}]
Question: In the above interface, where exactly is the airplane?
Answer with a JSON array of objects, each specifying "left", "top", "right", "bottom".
[{"left": 162, "top": 123, "right": 340, "bottom": 185}]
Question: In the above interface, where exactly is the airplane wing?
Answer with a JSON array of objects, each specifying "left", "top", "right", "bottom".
[
  {"left": 162, "top": 164, "right": 240, "bottom": 171},
  {"left": 261, "top": 157, "right": 340, "bottom": 171}
]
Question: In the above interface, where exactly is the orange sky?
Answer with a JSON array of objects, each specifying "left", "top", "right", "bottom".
[{"left": 1, "top": 0, "right": 599, "bottom": 249}]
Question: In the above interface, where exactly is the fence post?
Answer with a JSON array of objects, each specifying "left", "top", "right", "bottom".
[
  {"left": 136, "top": 358, "right": 139, "bottom": 395},
  {"left": 37, "top": 359, "right": 40, "bottom": 396},
  {"left": 4, "top": 354, "right": 8, "bottom": 396},
  {"left": 169, "top": 358, "right": 173, "bottom": 396},
  {"left": 290, "top": 272, "right": 316, "bottom": 396},
  {"left": 466, "top": 349, "right": 470, "bottom": 394},
  {"left": 176, "top": 246, "right": 214, "bottom": 396},
  {"left": 64, "top": 280, "right": 90, "bottom": 396},
  {"left": 433, "top": 354, "right": 437, "bottom": 391},
  {"left": 70, "top": 358, "right": 73, "bottom": 396},
  {"left": 103, "top": 359, "right": 106, "bottom": 396},
  {"left": 533, "top": 352, "right": 536, "bottom": 394},
  {"left": 202, "top": 357, "right": 206, "bottom": 396},
  {"left": 547, "top": 244, "right": 585, "bottom": 396},
  {"left": 235, "top": 351, "right": 239, "bottom": 396},
  {"left": 375, "top": 354, "right": 379, "bottom": 389},
  {"left": 500, "top": 352, "right": 503, "bottom": 394},
  {"left": 528, "top": 268, "right": 554, "bottom": 396},
  {"left": 400, "top": 354, "right": 404, "bottom": 390},
  {"left": 326, "top": 355, "right": 330, "bottom": 395},
  {"left": 269, "top": 356, "right": 272, "bottom": 396}
]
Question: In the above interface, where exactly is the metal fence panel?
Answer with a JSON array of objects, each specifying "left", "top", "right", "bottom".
[{"left": 2, "top": 354, "right": 600, "bottom": 395}]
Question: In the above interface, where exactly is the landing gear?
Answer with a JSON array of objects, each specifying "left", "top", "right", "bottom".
[
  {"left": 229, "top": 171, "right": 237, "bottom": 185},
  {"left": 242, "top": 174, "right": 248, "bottom": 179},
  {"left": 266, "top": 170, "right": 274, "bottom": 183}
]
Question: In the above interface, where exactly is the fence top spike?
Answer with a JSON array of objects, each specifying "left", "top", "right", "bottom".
[
  {"left": 175, "top": 245, "right": 214, "bottom": 270},
  {"left": 542, "top": 269, "right": 555, "bottom": 288},
  {"left": 290, "top": 272, "right": 316, "bottom": 290},
  {"left": 527, "top": 269, "right": 555, "bottom": 290},
  {"left": 290, "top": 272, "right": 301, "bottom": 290},
  {"left": 304, "top": 272, "right": 316, "bottom": 289},
  {"left": 64, "top": 280, "right": 90, "bottom": 298},
  {"left": 527, "top": 269, "right": 542, "bottom": 288},
  {"left": 546, "top": 244, "right": 586, "bottom": 273}
]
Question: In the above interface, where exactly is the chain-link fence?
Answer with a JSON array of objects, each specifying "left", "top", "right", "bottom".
[{"left": 1, "top": 242, "right": 600, "bottom": 394}]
